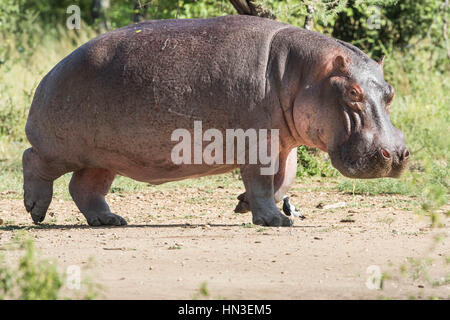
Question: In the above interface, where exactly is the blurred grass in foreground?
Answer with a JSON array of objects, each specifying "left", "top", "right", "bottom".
[{"left": 0, "top": 231, "right": 100, "bottom": 299}]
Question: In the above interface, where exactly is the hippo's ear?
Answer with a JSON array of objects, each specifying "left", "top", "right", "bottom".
[
  {"left": 332, "top": 55, "right": 350, "bottom": 75},
  {"left": 378, "top": 55, "right": 385, "bottom": 68}
]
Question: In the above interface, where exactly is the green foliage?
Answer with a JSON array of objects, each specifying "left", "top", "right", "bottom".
[
  {"left": 297, "top": 146, "right": 338, "bottom": 178},
  {"left": 0, "top": 234, "right": 62, "bottom": 299},
  {"left": 15, "top": 239, "right": 63, "bottom": 299},
  {"left": 262, "top": 0, "right": 348, "bottom": 28},
  {"left": 332, "top": 0, "right": 447, "bottom": 62},
  {"left": 338, "top": 176, "right": 412, "bottom": 195},
  {"left": 192, "top": 281, "right": 211, "bottom": 299},
  {"left": 0, "top": 233, "right": 100, "bottom": 300}
]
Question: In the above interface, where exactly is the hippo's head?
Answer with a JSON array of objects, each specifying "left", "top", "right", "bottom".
[{"left": 295, "top": 45, "right": 409, "bottom": 179}]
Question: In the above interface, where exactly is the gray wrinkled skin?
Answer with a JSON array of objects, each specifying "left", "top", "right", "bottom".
[{"left": 23, "top": 15, "right": 409, "bottom": 227}]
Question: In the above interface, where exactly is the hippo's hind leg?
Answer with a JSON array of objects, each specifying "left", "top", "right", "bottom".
[
  {"left": 23, "top": 148, "right": 64, "bottom": 224},
  {"left": 69, "top": 168, "right": 126, "bottom": 226},
  {"left": 234, "top": 192, "right": 251, "bottom": 213}
]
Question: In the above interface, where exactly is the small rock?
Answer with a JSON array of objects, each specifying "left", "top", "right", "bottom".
[{"left": 323, "top": 202, "right": 346, "bottom": 210}]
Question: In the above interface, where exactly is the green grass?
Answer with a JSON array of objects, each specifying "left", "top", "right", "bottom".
[
  {"left": 0, "top": 232, "right": 99, "bottom": 299},
  {"left": 338, "top": 176, "right": 414, "bottom": 196},
  {"left": 0, "top": 236, "right": 62, "bottom": 299}
]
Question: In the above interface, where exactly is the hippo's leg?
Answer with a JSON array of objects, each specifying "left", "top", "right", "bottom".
[
  {"left": 274, "top": 148, "right": 298, "bottom": 202},
  {"left": 234, "top": 192, "right": 250, "bottom": 213},
  {"left": 235, "top": 148, "right": 297, "bottom": 213},
  {"left": 69, "top": 168, "right": 127, "bottom": 226},
  {"left": 240, "top": 164, "right": 292, "bottom": 227},
  {"left": 22, "top": 148, "right": 65, "bottom": 224}
]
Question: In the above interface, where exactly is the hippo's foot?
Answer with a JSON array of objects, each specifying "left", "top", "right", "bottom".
[
  {"left": 240, "top": 165, "right": 293, "bottom": 227},
  {"left": 234, "top": 193, "right": 250, "bottom": 213},
  {"left": 69, "top": 168, "right": 124, "bottom": 227},
  {"left": 84, "top": 211, "right": 127, "bottom": 227},
  {"left": 22, "top": 148, "right": 62, "bottom": 224},
  {"left": 24, "top": 181, "right": 53, "bottom": 224},
  {"left": 252, "top": 210, "right": 293, "bottom": 227}
]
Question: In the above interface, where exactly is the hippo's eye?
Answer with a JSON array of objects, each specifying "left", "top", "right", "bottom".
[{"left": 346, "top": 85, "right": 363, "bottom": 102}]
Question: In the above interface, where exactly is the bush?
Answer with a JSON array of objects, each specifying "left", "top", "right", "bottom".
[
  {"left": 0, "top": 235, "right": 63, "bottom": 300},
  {"left": 297, "top": 146, "right": 338, "bottom": 178},
  {"left": 0, "top": 233, "right": 100, "bottom": 300}
]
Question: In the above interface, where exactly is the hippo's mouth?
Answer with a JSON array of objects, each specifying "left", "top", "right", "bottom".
[
  {"left": 329, "top": 145, "right": 407, "bottom": 179},
  {"left": 327, "top": 106, "right": 403, "bottom": 179},
  {"left": 331, "top": 148, "right": 386, "bottom": 179}
]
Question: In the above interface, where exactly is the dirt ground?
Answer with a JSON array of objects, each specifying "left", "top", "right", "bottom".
[{"left": 0, "top": 178, "right": 448, "bottom": 300}]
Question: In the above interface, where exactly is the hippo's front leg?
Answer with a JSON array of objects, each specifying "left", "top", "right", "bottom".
[
  {"left": 240, "top": 164, "right": 292, "bottom": 227},
  {"left": 235, "top": 148, "right": 298, "bottom": 214}
]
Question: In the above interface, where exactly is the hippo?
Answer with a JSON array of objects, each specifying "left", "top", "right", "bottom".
[{"left": 23, "top": 15, "right": 409, "bottom": 227}]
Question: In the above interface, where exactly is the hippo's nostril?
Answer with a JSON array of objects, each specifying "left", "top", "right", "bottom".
[
  {"left": 380, "top": 148, "right": 390, "bottom": 159},
  {"left": 403, "top": 149, "right": 410, "bottom": 159}
]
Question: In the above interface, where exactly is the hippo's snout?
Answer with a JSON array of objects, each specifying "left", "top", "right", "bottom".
[
  {"left": 329, "top": 124, "right": 410, "bottom": 180},
  {"left": 378, "top": 125, "right": 410, "bottom": 178},
  {"left": 379, "top": 145, "right": 410, "bottom": 164},
  {"left": 379, "top": 145, "right": 410, "bottom": 178}
]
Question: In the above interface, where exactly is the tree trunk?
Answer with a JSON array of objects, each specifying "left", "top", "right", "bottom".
[
  {"left": 91, "top": 0, "right": 110, "bottom": 30},
  {"left": 304, "top": 4, "right": 315, "bottom": 30},
  {"left": 133, "top": 0, "right": 146, "bottom": 23},
  {"left": 229, "top": 0, "right": 277, "bottom": 19},
  {"left": 444, "top": 0, "right": 450, "bottom": 59}
]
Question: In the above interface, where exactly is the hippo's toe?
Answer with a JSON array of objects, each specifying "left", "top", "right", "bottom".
[
  {"left": 86, "top": 212, "right": 127, "bottom": 227},
  {"left": 30, "top": 209, "right": 47, "bottom": 224},
  {"left": 252, "top": 212, "right": 293, "bottom": 227},
  {"left": 234, "top": 199, "right": 250, "bottom": 213}
]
